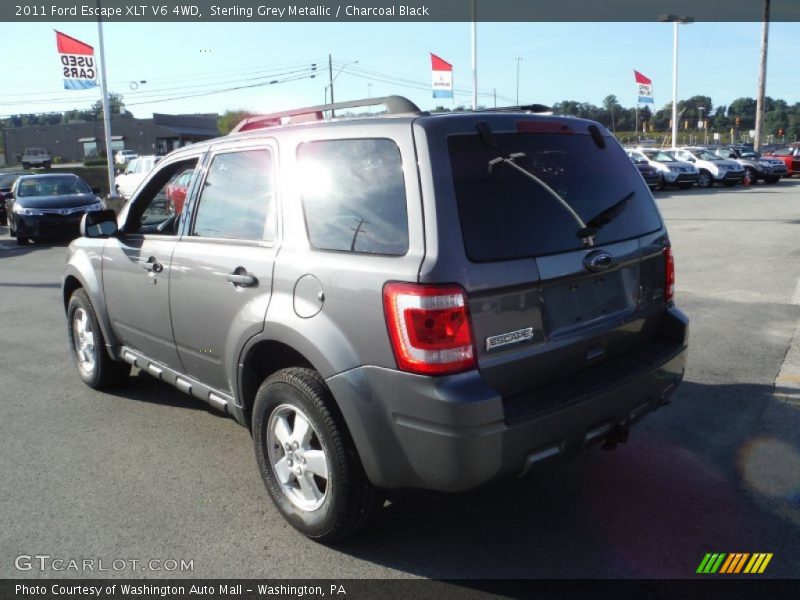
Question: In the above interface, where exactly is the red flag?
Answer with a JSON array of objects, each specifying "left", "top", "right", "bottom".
[
  {"left": 55, "top": 30, "right": 94, "bottom": 55},
  {"left": 430, "top": 53, "right": 452, "bottom": 71},
  {"left": 633, "top": 70, "right": 652, "bottom": 85}
]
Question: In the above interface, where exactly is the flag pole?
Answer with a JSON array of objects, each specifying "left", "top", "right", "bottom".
[
  {"left": 96, "top": 0, "right": 115, "bottom": 198},
  {"left": 471, "top": 0, "right": 477, "bottom": 110}
]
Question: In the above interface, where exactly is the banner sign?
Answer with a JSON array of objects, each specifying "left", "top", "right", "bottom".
[
  {"left": 56, "top": 30, "right": 98, "bottom": 89},
  {"left": 431, "top": 53, "right": 453, "bottom": 99},
  {"left": 634, "top": 69, "right": 653, "bottom": 104}
]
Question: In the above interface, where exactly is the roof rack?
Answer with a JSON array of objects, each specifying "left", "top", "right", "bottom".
[{"left": 230, "top": 95, "right": 423, "bottom": 134}]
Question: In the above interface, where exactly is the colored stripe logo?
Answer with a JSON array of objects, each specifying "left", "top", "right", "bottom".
[{"left": 697, "top": 552, "right": 773, "bottom": 574}]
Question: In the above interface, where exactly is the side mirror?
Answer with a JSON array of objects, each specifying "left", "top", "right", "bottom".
[
  {"left": 3, "top": 192, "right": 13, "bottom": 200},
  {"left": 81, "top": 209, "right": 118, "bottom": 238}
]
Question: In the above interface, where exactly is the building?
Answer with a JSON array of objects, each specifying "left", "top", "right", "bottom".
[{"left": 2, "top": 113, "right": 218, "bottom": 164}]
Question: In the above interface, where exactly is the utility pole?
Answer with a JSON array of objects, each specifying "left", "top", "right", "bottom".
[
  {"left": 754, "top": 0, "right": 770, "bottom": 152},
  {"left": 471, "top": 0, "right": 477, "bottom": 110},
  {"left": 328, "top": 54, "right": 334, "bottom": 115},
  {"left": 515, "top": 57, "right": 522, "bottom": 106}
]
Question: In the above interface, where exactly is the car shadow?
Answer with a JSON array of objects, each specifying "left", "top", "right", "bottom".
[
  {"left": 0, "top": 229, "right": 74, "bottom": 256},
  {"left": 104, "top": 369, "right": 229, "bottom": 416},
  {"left": 326, "top": 380, "right": 800, "bottom": 580}
]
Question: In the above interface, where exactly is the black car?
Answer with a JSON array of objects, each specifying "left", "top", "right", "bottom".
[
  {"left": 0, "top": 171, "right": 25, "bottom": 226},
  {"left": 6, "top": 173, "right": 104, "bottom": 245},
  {"left": 631, "top": 157, "right": 662, "bottom": 190}
]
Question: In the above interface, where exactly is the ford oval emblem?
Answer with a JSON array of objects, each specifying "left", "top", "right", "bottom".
[{"left": 584, "top": 250, "right": 614, "bottom": 272}]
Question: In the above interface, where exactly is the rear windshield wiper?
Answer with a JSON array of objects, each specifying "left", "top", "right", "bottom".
[
  {"left": 488, "top": 152, "right": 595, "bottom": 246},
  {"left": 577, "top": 190, "right": 635, "bottom": 240}
]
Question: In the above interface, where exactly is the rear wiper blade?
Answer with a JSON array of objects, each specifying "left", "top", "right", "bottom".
[
  {"left": 576, "top": 191, "right": 635, "bottom": 240},
  {"left": 488, "top": 152, "right": 594, "bottom": 247}
]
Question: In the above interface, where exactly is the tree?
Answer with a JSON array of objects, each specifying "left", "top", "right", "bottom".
[
  {"left": 603, "top": 95, "right": 621, "bottom": 132},
  {"left": 727, "top": 97, "right": 757, "bottom": 129},
  {"left": 91, "top": 92, "right": 129, "bottom": 119},
  {"left": 217, "top": 110, "right": 254, "bottom": 135}
]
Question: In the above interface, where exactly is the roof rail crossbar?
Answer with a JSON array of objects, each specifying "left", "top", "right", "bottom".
[{"left": 230, "top": 95, "right": 423, "bottom": 134}]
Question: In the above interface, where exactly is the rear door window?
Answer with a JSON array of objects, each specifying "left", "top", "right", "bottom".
[
  {"left": 448, "top": 131, "right": 662, "bottom": 262},
  {"left": 297, "top": 138, "right": 408, "bottom": 255}
]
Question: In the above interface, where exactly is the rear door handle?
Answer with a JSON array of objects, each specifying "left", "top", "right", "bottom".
[
  {"left": 142, "top": 256, "right": 163, "bottom": 273},
  {"left": 227, "top": 270, "right": 257, "bottom": 288}
]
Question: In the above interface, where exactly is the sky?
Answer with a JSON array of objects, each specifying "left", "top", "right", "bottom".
[{"left": 1, "top": 21, "right": 799, "bottom": 120}]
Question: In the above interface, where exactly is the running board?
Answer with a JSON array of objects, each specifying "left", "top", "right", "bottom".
[{"left": 117, "top": 347, "right": 233, "bottom": 414}]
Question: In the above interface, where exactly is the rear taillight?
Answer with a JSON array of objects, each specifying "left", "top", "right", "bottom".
[
  {"left": 664, "top": 246, "right": 675, "bottom": 303},
  {"left": 383, "top": 282, "right": 476, "bottom": 376}
]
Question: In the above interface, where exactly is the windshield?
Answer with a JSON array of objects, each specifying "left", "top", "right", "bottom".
[
  {"left": 695, "top": 150, "right": 721, "bottom": 160},
  {"left": 448, "top": 131, "right": 661, "bottom": 262},
  {"left": 17, "top": 176, "right": 91, "bottom": 197},
  {"left": 0, "top": 174, "right": 20, "bottom": 187},
  {"left": 643, "top": 151, "right": 675, "bottom": 162}
]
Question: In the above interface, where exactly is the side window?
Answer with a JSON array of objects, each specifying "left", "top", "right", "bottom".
[
  {"left": 191, "top": 149, "right": 275, "bottom": 242},
  {"left": 126, "top": 158, "right": 199, "bottom": 235},
  {"left": 126, "top": 160, "right": 137, "bottom": 175},
  {"left": 297, "top": 138, "right": 408, "bottom": 255}
]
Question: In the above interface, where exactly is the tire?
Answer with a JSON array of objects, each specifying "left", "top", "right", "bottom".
[
  {"left": 16, "top": 234, "right": 28, "bottom": 245},
  {"left": 67, "top": 288, "right": 131, "bottom": 389},
  {"left": 723, "top": 180, "right": 737, "bottom": 187},
  {"left": 697, "top": 170, "right": 713, "bottom": 188},
  {"left": 678, "top": 182, "right": 694, "bottom": 190},
  {"left": 44, "top": 162, "right": 51, "bottom": 170},
  {"left": 8, "top": 218, "right": 15, "bottom": 237},
  {"left": 765, "top": 175, "right": 780, "bottom": 184},
  {"left": 21, "top": 163, "right": 29, "bottom": 170},
  {"left": 252, "top": 367, "right": 381, "bottom": 542}
]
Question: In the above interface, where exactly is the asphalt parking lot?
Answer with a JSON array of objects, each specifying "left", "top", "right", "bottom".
[{"left": 1, "top": 180, "right": 800, "bottom": 580}]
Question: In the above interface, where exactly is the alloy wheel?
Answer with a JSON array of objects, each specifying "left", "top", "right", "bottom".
[
  {"left": 267, "top": 404, "right": 331, "bottom": 511},
  {"left": 72, "top": 307, "right": 96, "bottom": 374}
]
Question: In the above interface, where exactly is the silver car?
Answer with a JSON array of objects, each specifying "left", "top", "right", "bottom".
[{"left": 62, "top": 97, "right": 688, "bottom": 541}]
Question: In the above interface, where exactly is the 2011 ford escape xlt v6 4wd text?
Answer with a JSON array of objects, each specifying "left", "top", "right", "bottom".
[{"left": 62, "top": 96, "right": 688, "bottom": 541}]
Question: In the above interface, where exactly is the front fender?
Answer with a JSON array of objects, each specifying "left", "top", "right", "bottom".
[{"left": 62, "top": 242, "right": 120, "bottom": 348}]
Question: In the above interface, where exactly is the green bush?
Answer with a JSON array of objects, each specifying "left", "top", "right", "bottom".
[
  {"left": 83, "top": 158, "right": 108, "bottom": 167},
  {"left": 53, "top": 156, "right": 63, "bottom": 164}
]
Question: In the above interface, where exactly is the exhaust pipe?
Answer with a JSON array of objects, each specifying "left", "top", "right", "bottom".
[{"left": 601, "top": 424, "right": 630, "bottom": 451}]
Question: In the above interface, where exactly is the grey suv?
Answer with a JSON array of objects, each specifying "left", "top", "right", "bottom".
[{"left": 62, "top": 96, "right": 688, "bottom": 541}]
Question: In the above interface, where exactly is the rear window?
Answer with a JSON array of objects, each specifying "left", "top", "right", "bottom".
[{"left": 449, "top": 131, "right": 662, "bottom": 262}]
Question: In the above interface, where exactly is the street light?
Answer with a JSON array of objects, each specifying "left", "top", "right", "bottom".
[
  {"left": 659, "top": 13, "right": 694, "bottom": 148},
  {"left": 515, "top": 57, "right": 523, "bottom": 106}
]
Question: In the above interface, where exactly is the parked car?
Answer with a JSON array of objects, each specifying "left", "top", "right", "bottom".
[
  {"left": 0, "top": 171, "right": 25, "bottom": 226},
  {"left": 712, "top": 146, "right": 786, "bottom": 183},
  {"left": 114, "top": 149, "right": 139, "bottom": 165},
  {"left": 6, "top": 173, "right": 104, "bottom": 245},
  {"left": 764, "top": 144, "right": 800, "bottom": 177},
  {"left": 114, "top": 155, "right": 158, "bottom": 199},
  {"left": 627, "top": 148, "right": 699, "bottom": 189},
  {"left": 62, "top": 96, "right": 688, "bottom": 541},
  {"left": 164, "top": 167, "right": 193, "bottom": 215},
  {"left": 668, "top": 147, "right": 744, "bottom": 188},
  {"left": 20, "top": 147, "right": 51, "bottom": 170},
  {"left": 630, "top": 156, "right": 662, "bottom": 190}
]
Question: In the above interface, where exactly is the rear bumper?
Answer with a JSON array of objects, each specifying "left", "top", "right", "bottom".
[{"left": 328, "top": 307, "right": 689, "bottom": 492}]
